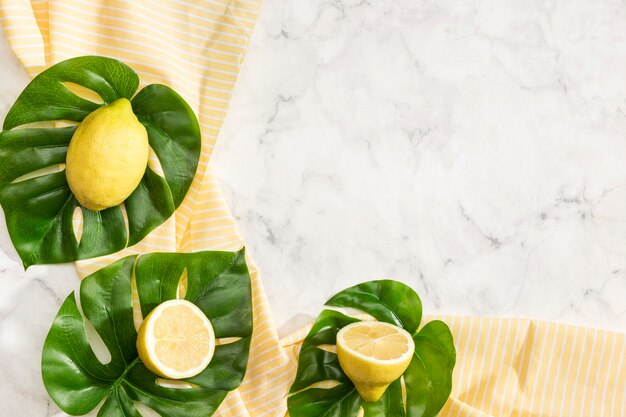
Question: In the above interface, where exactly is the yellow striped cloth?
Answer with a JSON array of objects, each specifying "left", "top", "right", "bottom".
[
  {"left": 0, "top": 1, "right": 293, "bottom": 416},
  {"left": 0, "top": 1, "right": 624, "bottom": 416}
]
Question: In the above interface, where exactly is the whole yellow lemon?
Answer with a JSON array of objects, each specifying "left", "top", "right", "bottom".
[{"left": 66, "top": 98, "right": 149, "bottom": 211}]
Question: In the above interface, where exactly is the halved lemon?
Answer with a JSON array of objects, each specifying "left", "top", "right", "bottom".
[
  {"left": 136, "top": 299, "right": 215, "bottom": 379},
  {"left": 337, "top": 321, "right": 415, "bottom": 402}
]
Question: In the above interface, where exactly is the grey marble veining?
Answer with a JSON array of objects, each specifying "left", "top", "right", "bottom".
[{"left": 0, "top": 1, "right": 625, "bottom": 416}]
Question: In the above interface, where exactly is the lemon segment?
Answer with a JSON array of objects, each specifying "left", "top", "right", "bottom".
[
  {"left": 136, "top": 299, "right": 215, "bottom": 379},
  {"left": 66, "top": 98, "right": 149, "bottom": 211},
  {"left": 337, "top": 321, "right": 415, "bottom": 402}
]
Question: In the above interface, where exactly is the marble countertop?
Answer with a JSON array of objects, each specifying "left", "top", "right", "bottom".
[{"left": 0, "top": 0, "right": 625, "bottom": 415}]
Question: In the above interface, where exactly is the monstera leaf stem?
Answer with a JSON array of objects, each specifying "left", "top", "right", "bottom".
[{"left": 113, "top": 358, "right": 141, "bottom": 386}]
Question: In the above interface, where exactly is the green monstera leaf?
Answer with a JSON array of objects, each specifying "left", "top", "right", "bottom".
[
  {"left": 42, "top": 249, "right": 252, "bottom": 417},
  {"left": 288, "top": 280, "right": 456, "bottom": 417},
  {"left": 0, "top": 56, "right": 201, "bottom": 267}
]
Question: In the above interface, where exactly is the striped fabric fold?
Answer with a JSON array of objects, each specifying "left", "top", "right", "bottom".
[
  {"left": 282, "top": 316, "right": 625, "bottom": 417},
  {"left": 1, "top": 1, "right": 624, "bottom": 416}
]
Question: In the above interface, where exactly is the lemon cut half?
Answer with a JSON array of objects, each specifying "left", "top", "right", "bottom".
[
  {"left": 137, "top": 299, "right": 215, "bottom": 379},
  {"left": 337, "top": 321, "right": 415, "bottom": 402}
]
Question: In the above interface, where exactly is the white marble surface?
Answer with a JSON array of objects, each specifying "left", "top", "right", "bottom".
[
  {"left": 0, "top": 22, "right": 85, "bottom": 417},
  {"left": 0, "top": 0, "right": 626, "bottom": 415},
  {"left": 215, "top": 0, "right": 626, "bottom": 334}
]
